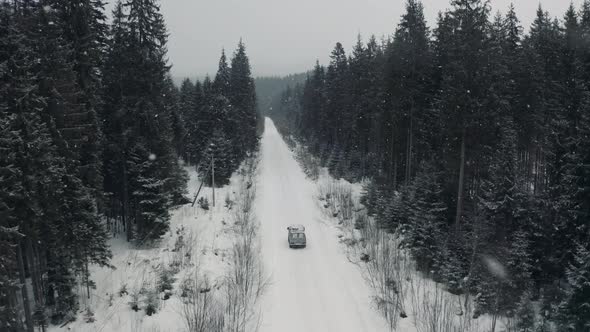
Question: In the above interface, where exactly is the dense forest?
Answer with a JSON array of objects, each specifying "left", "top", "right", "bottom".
[
  {"left": 255, "top": 73, "right": 307, "bottom": 115},
  {"left": 177, "top": 45, "right": 262, "bottom": 186},
  {"left": 0, "top": 0, "right": 258, "bottom": 330},
  {"left": 272, "top": 0, "right": 590, "bottom": 330}
]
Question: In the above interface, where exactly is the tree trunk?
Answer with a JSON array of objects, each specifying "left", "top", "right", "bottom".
[
  {"left": 86, "top": 260, "right": 91, "bottom": 299},
  {"left": 123, "top": 155, "right": 131, "bottom": 242},
  {"left": 393, "top": 154, "right": 398, "bottom": 190},
  {"left": 25, "top": 238, "right": 41, "bottom": 304},
  {"left": 389, "top": 121, "right": 396, "bottom": 187},
  {"left": 454, "top": 128, "right": 466, "bottom": 229},
  {"left": 17, "top": 244, "right": 34, "bottom": 332},
  {"left": 406, "top": 105, "right": 413, "bottom": 186}
]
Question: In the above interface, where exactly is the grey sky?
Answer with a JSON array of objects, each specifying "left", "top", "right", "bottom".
[{"left": 106, "top": 0, "right": 582, "bottom": 78}]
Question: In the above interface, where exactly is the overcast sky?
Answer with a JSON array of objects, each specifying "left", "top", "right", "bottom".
[{"left": 106, "top": 0, "right": 582, "bottom": 78}]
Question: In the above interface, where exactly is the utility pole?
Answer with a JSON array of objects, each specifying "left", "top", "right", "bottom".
[{"left": 211, "top": 143, "right": 215, "bottom": 207}]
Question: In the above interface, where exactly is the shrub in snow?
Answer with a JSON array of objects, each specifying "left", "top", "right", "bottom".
[
  {"left": 354, "top": 213, "right": 367, "bottom": 230},
  {"left": 129, "top": 291, "right": 140, "bottom": 312},
  {"left": 224, "top": 193, "right": 234, "bottom": 210},
  {"left": 181, "top": 275, "right": 225, "bottom": 332},
  {"left": 173, "top": 230, "right": 185, "bottom": 252},
  {"left": 145, "top": 289, "right": 160, "bottom": 316},
  {"left": 180, "top": 279, "right": 193, "bottom": 298},
  {"left": 83, "top": 308, "right": 95, "bottom": 323},
  {"left": 198, "top": 197, "right": 209, "bottom": 210},
  {"left": 33, "top": 304, "right": 47, "bottom": 329},
  {"left": 119, "top": 284, "right": 128, "bottom": 297},
  {"left": 169, "top": 260, "right": 181, "bottom": 274},
  {"left": 158, "top": 268, "right": 175, "bottom": 294},
  {"left": 514, "top": 289, "right": 535, "bottom": 332}
]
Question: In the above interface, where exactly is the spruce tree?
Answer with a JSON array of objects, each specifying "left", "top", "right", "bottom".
[
  {"left": 558, "top": 243, "right": 590, "bottom": 331},
  {"left": 325, "top": 42, "right": 349, "bottom": 147},
  {"left": 101, "top": 0, "right": 187, "bottom": 240},
  {"left": 386, "top": 0, "right": 432, "bottom": 185},
  {"left": 0, "top": 116, "right": 25, "bottom": 332},
  {"left": 404, "top": 160, "right": 447, "bottom": 272},
  {"left": 213, "top": 49, "right": 231, "bottom": 97},
  {"left": 229, "top": 40, "right": 258, "bottom": 156}
]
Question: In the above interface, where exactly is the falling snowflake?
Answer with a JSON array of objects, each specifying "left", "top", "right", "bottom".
[
  {"left": 482, "top": 255, "right": 508, "bottom": 280},
  {"left": 149, "top": 153, "right": 157, "bottom": 161}
]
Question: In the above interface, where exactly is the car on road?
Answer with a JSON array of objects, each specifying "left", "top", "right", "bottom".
[{"left": 287, "top": 224, "right": 306, "bottom": 248}]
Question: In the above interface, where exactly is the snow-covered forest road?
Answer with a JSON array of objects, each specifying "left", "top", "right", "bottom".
[{"left": 256, "top": 118, "right": 388, "bottom": 332}]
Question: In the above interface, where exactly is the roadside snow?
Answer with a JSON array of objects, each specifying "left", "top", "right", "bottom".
[
  {"left": 312, "top": 152, "right": 514, "bottom": 332},
  {"left": 49, "top": 164, "right": 252, "bottom": 332}
]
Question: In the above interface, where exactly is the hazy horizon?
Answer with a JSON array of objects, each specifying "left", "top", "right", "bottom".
[{"left": 106, "top": 0, "right": 583, "bottom": 79}]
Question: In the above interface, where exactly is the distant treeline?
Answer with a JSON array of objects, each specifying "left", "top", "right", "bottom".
[{"left": 255, "top": 73, "right": 308, "bottom": 116}]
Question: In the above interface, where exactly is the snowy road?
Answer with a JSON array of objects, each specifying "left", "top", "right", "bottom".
[{"left": 256, "top": 118, "right": 388, "bottom": 332}]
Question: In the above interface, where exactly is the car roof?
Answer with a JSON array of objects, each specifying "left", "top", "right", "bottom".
[{"left": 288, "top": 224, "right": 305, "bottom": 232}]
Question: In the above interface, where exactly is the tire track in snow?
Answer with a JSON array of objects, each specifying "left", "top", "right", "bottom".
[{"left": 256, "top": 118, "right": 388, "bottom": 332}]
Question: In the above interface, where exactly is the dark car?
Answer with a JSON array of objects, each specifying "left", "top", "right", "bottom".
[{"left": 287, "top": 224, "right": 306, "bottom": 248}]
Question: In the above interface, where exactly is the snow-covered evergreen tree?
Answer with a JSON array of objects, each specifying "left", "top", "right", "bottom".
[{"left": 558, "top": 243, "right": 590, "bottom": 331}]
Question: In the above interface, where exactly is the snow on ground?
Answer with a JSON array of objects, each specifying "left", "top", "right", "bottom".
[
  {"left": 256, "top": 118, "right": 389, "bottom": 332},
  {"left": 49, "top": 164, "right": 250, "bottom": 332},
  {"left": 309, "top": 152, "right": 514, "bottom": 332}
]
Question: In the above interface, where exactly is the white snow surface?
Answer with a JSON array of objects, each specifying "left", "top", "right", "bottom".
[
  {"left": 256, "top": 118, "right": 389, "bottom": 332},
  {"left": 49, "top": 164, "right": 243, "bottom": 332}
]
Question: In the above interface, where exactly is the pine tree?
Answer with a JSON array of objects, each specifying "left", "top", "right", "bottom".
[
  {"left": 129, "top": 147, "right": 171, "bottom": 240},
  {"left": 0, "top": 116, "right": 26, "bottom": 332},
  {"left": 229, "top": 40, "right": 258, "bottom": 156},
  {"left": 163, "top": 75, "right": 186, "bottom": 159},
  {"left": 179, "top": 78, "right": 200, "bottom": 163},
  {"left": 101, "top": 0, "right": 186, "bottom": 240},
  {"left": 403, "top": 160, "right": 447, "bottom": 272},
  {"left": 558, "top": 243, "right": 590, "bottom": 331},
  {"left": 325, "top": 42, "right": 349, "bottom": 147},
  {"left": 301, "top": 61, "right": 327, "bottom": 142},
  {"left": 515, "top": 289, "right": 536, "bottom": 332},
  {"left": 37, "top": 0, "right": 107, "bottom": 202},
  {"left": 199, "top": 129, "right": 234, "bottom": 187},
  {"left": 386, "top": 0, "right": 432, "bottom": 185},
  {"left": 214, "top": 49, "right": 231, "bottom": 97}
]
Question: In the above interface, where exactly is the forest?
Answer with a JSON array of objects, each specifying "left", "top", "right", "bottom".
[
  {"left": 0, "top": 0, "right": 258, "bottom": 330},
  {"left": 271, "top": 0, "right": 590, "bottom": 330},
  {"left": 255, "top": 73, "right": 307, "bottom": 115}
]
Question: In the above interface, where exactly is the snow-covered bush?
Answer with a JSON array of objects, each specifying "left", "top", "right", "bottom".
[
  {"left": 158, "top": 268, "right": 175, "bottom": 295},
  {"left": 318, "top": 180, "right": 355, "bottom": 226},
  {"left": 119, "top": 283, "right": 128, "bottom": 297},
  {"left": 129, "top": 291, "right": 140, "bottom": 312},
  {"left": 181, "top": 274, "right": 225, "bottom": 332},
  {"left": 144, "top": 288, "right": 160, "bottom": 316},
  {"left": 83, "top": 307, "right": 95, "bottom": 323},
  {"left": 225, "top": 193, "right": 234, "bottom": 210},
  {"left": 294, "top": 145, "right": 320, "bottom": 180},
  {"left": 197, "top": 197, "right": 209, "bottom": 210},
  {"left": 354, "top": 211, "right": 368, "bottom": 230},
  {"left": 224, "top": 157, "right": 267, "bottom": 332}
]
